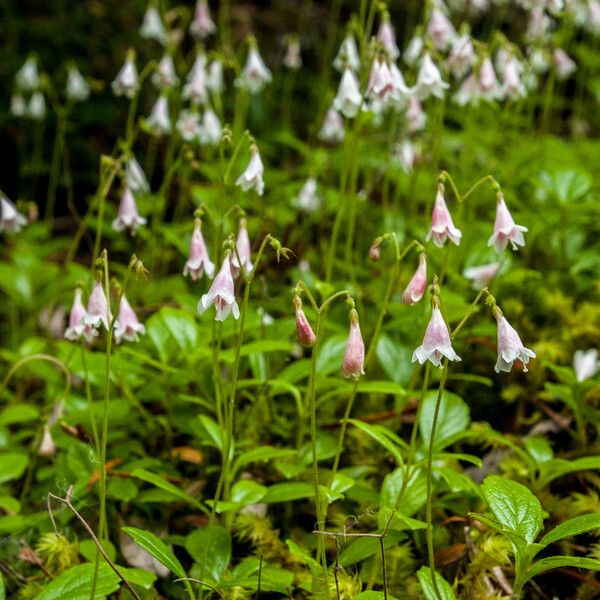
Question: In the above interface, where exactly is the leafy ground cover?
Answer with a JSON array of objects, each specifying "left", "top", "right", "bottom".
[{"left": 1, "top": 1, "right": 600, "bottom": 599}]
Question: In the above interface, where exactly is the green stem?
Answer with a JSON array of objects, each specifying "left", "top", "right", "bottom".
[
  {"left": 425, "top": 361, "right": 449, "bottom": 600},
  {"left": 328, "top": 379, "right": 359, "bottom": 486}
]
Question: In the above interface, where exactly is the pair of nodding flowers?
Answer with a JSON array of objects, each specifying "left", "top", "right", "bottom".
[
  {"left": 411, "top": 290, "right": 535, "bottom": 374},
  {"left": 64, "top": 281, "right": 145, "bottom": 345},
  {"left": 294, "top": 296, "right": 365, "bottom": 380},
  {"left": 185, "top": 218, "right": 252, "bottom": 322}
]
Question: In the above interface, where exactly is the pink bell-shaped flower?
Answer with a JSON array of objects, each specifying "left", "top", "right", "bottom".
[
  {"left": 447, "top": 34, "right": 475, "bottom": 78},
  {"left": 65, "top": 287, "right": 94, "bottom": 341},
  {"left": 416, "top": 53, "right": 450, "bottom": 100},
  {"left": 293, "top": 296, "right": 316, "bottom": 348},
  {"left": 318, "top": 106, "right": 345, "bottom": 143},
  {"left": 412, "top": 304, "right": 461, "bottom": 368},
  {"left": 494, "top": 312, "right": 536, "bottom": 373},
  {"left": 114, "top": 294, "right": 146, "bottom": 344},
  {"left": 190, "top": 0, "right": 216, "bottom": 39},
  {"left": 0, "top": 193, "right": 28, "bottom": 233},
  {"left": 183, "top": 219, "right": 215, "bottom": 281},
  {"left": 403, "top": 253, "right": 427, "bottom": 305},
  {"left": 112, "top": 186, "right": 147, "bottom": 234},
  {"left": 406, "top": 95, "right": 426, "bottom": 132},
  {"left": 377, "top": 19, "right": 400, "bottom": 60},
  {"left": 152, "top": 54, "right": 179, "bottom": 89},
  {"left": 478, "top": 57, "right": 500, "bottom": 101},
  {"left": 426, "top": 7, "right": 456, "bottom": 50},
  {"left": 488, "top": 192, "right": 527, "bottom": 253},
  {"left": 236, "top": 46, "right": 272, "bottom": 94},
  {"left": 342, "top": 309, "right": 365, "bottom": 379},
  {"left": 333, "top": 68, "right": 362, "bottom": 118},
  {"left": 231, "top": 218, "right": 253, "bottom": 278},
  {"left": 236, "top": 147, "right": 265, "bottom": 195},
  {"left": 553, "top": 48, "right": 577, "bottom": 80},
  {"left": 38, "top": 425, "right": 56, "bottom": 457},
  {"left": 182, "top": 53, "right": 209, "bottom": 103},
  {"left": 146, "top": 94, "right": 171, "bottom": 136},
  {"left": 140, "top": 5, "right": 168, "bottom": 45},
  {"left": 284, "top": 38, "right": 302, "bottom": 70},
  {"left": 333, "top": 34, "right": 361, "bottom": 72},
  {"left": 198, "top": 254, "right": 240, "bottom": 321},
  {"left": 84, "top": 280, "right": 111, "bottom": 331},
  {"left": 426, "top": 184, "right": 462, "bottom": 247},
  {"left": 463, "top": 262, "right": 502, "bottom": 290},
  {"left": 112, "top": 51, "right": 139, "bottom": 98}
]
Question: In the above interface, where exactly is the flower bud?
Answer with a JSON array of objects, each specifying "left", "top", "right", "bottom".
[
  {"left": 294, "top": 296, "right": 316, "bottom": 348},
  {"left": 402, "top": 253, "right": 427, "bottom": 305},
  {"left": 342, "top": 309, "right": 365, "bottom": 379}
]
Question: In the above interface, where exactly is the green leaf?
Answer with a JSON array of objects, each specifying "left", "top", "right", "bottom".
[
  {"left": 417, "top": 566, "right": 457, "bottom": 600},
  {"left": 262, "top": 482, "right": 314, "bottom": 503},
  {"left": 0, "top": 572, "right": 5, "bottom": 600},
  {"left": 160, "top": 307, "right": 199, "bottom": 354},
  {"left": 419, "top": 391, "right": 470, "bottom": 451},
  {"left": 122, "top": 527, "right": 187, "bottom": 579},
  {"left": 525, "top": 437, "right": 554, "bottom": 465},
  {"left": 233, "top": 446, "right": 297, "bottom": 475},
  {"left": 481, "top": 476, "right": 543, "bottom": 544},
  {"left": 526, "top": 556, "right": 600, "bottom": 580},
  {"left": 354, "top": 592, "right": 400, "bottom": 600},
  {"left": 376, "top": 335, "right": 414, "bottom": 386},
  {"left": 339, "top": 530, "right": 403, "bottom": 567},
  {"left": 185, "top": 524, "right": 231, "bottom": 582},
  {"left": 0, "top": 496, "right": 20, "bottom": 514},
  {"left": 197, "top": 415, "right": 225, "bottom": 453},
  {"left": 130, "top": 469, "right": 206, "bottom": 512},
  {"left": 380, "top": 467, "right": 426, "bottom": 517},
  {"left": 539, "top": 456, "right": 600, "bottom": 486},
  {"left": 0, "top": 453, "right": 28, "bottom": 484},
  {"left": 347, "top": 419, "right": 406, "bottom": 465},
  {"left": 540, "top": 514, "right": 600, "bottom": 547},
  {"left": 31, "top": 562, "right": 119, "bottom": 600},
  {"left": 0, "top": 405, "right": 39, "bottom": 425},
  {"left": 230, "top": 480, "right": 267, "bottom": 506},
  {"left": 118, "top": 567, "right": 157, "bottom": 589}
]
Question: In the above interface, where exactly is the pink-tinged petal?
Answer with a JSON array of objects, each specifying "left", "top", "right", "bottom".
[
  {"left": 342, "top": 311, "right": 365, "bottom": 379},
  {"left": 295, "top": 306, "right": 316, "bottom": 347},
  {"left": 198, "top": 256, "right": 239, "bottom": 321},
  {"left": 495, "top": 315, "right": 536, "bottom": 373},
  {"left": 412, "top": 306, "right": 460, "bottom": 368},
  {"left": 427, "top": 184, "right": 462, "bottom": 247},
  {"left": 403, "top": 253, "right": 427, "bottom": 305}
]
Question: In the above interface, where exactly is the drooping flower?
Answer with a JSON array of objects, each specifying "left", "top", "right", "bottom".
[
  {"left": 295, "top": 178, "right": 320, "bottom": 212},
  {"left": 183, "top": 219, "right": 215, "bottom": 281},
  {"left": 84, "top": 280, "right": 111, "bottom": 331},
  {"left": 426, "top": 184, "right": 462, "bottom": 247},
  {"left": 453, "top": 73, "right": 478, "bottom": 106},
  {"left": 293, "top": 296, "right": 316, "bottom": 347},
  {"left": 66, "top": 66, "right": 90, "bottom": 102},
  {"left": 447, "top": 33, "right": 475, "bottom": 78},
  {"left": 377, "top": 19, "right": 400, "bottom": 60},
  {"left": 501, "top": 56, "right": 526, "bottom": 99},
  {"left": 284, "top": 38, "right": 302, "bottom": 70},
  {"left": 494, "top": 313, "right": 536, "bottom": 373},
  {"left": 463, "top": 262, "right": 502, "bottom": 290},
  {"left": 199, "top": 108, "right": 222, "bottom": 145},
  {"left": 114, "top": 295, "right": 146, "bottom": 344},
  {"left": 342, "top": 309, "right": 365, "bottom": 379},
  {"left": 402, "top": 253, "right": 427, "bottom": 305},
  {"left": 38, "top": 425, "right": 56, "bottom": 457},
  {"left": 125, "top": 156, "right": 150, "bottom": 194},
  {"left": 198, "top": 254, "right": 240, "bottom": 321},
  {"left": 236, "top": 147, "right": 265, "bottom": 195},
  {"left": 64, "top": 287, "right": 93, "bottom": 341},
  {"left": 140, "top": 4, "right": 168, "bottom": 45},
  {"left": 112, "top": 51, "right": 139, "bottom": 98},
  {"left": 426, "top": 7, "right": 456, "bottom": 50},
  {"left": 553, "top": 48, "right": 577, "bottom": 80},
  {"left": 15, "top": 57, "right": 40, "bottom": 91},
  {"left": 112, "top": 186, "right": 147, "bottom": 234},
  {"left": 152, "top": 54, "right": 179, "bottom": 89},
  {"left": 206, "top": 59, "right": 224, "bottom": 93},
  {"left": 318, "top": 106, "right": 345, "bottom": 143},
  {"left": 406, "top": 95, "right": 426, "bottom": 131},
  {"left": 404, "top": 35, "right": 424, "bottom": 66},
  {"left": 333, "top": 68, "right": 362, "bottom": 118},
  {"left": 478, "top": 57, "right": 500, "bottom": 101},
  {"left": 231, "top": 218, "right": 253, "bottom": 277},
  {"left": 366, "top": 59, "right": 395, "bottom": 109},
  {"left": 146, "top": 95, "right": 171, "bottom": 136},
  {"left": 236, "top": 46, "right": 272, "bottom": 94},
  {"left": 177, "top": 109, "right": 202, "bottom": 141},
  {"left": 394, "top": 139, "right": 417, "bottom": 173},
  {"left": 412, "top": 305, "right": 461, "bottom": 368},
  {"left": 573, "top": 349, "right": 599, "bottom": 382},
  {"left": 389, "top": 63, "right": 411, "bottom": 105},
  {"left": 0, "top": 193, "right": 28, "bottom": 233},
  {"left": 488, "top": 192, "right": 527, "bottom": 253},
  {"left": 333, "top": 34, "right": 361, "bottom": 72},
  {"left": 28, "top": 92, "right": 46, "bottom": 120},
  {"left": 182, "top": 53, "right": 209, "bottom": 103},
  {"left": 190, "top": 0, "right": 216, "bottom": 39},
  {"left": 11, "top": 94, "right": 27, "bottom": 117},
  {"left": 416, "top": 54, "right": 450, "bottom": 99}
]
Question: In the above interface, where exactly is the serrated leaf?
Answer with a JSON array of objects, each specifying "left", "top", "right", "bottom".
[
  {"left": 185, "top": 524, "right": 231, "bottom": 582},
  {"left": 31, "top": 562, "right": 119, "bottom": 600},
  {"left": 481, "top": 476, "right": 543, "bottom": 544}
]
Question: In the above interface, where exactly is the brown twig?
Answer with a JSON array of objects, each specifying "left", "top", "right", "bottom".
[{"left": 47, "top": 486, "right": 142, "bottom": 600}]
